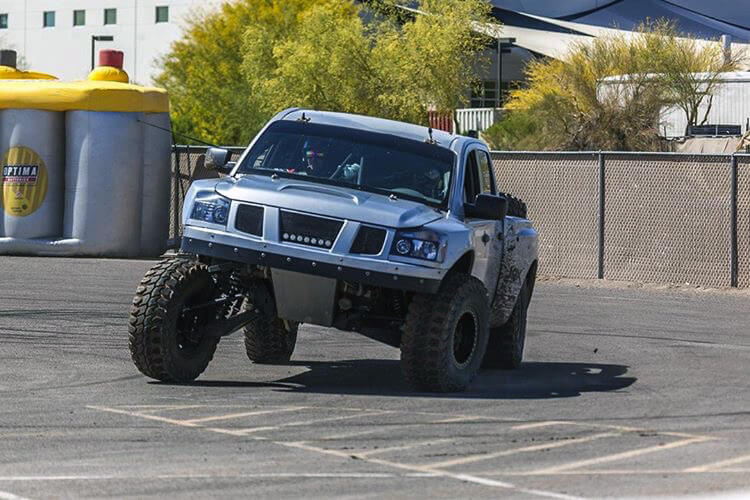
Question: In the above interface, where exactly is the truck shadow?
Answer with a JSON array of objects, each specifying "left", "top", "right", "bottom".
[{"left": 267, "top": 360, "right": 636, "bottom": 399}]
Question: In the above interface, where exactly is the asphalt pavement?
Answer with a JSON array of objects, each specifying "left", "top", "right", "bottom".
[{"left": 1, "top": 256, "right": 749, "bottom": 499}]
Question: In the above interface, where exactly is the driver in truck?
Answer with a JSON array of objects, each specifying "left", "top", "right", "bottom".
[{"left": 290, "top": 140, "right": 326, "bottom": 175}]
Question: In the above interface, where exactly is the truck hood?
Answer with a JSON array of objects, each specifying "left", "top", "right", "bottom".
[{"left": 215, "top": 175, "right": 443, "bottom": 229}]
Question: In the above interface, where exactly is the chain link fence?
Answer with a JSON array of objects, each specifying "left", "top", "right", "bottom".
[
  {"left": 492, "top": 152, "right": 748, "bottom": 288},
  {"left": 169, "top": 146, "right": 748, "bottom": 288},
  {"left": 737, "top": 157, "right": 750, "bottom": 288},
  {"left": 603, "top": 154, "right": 731, "bottom": 287},
  {"left": 491, "top": 153, "right": 600, "bottom": 279},
  {"left": 169, "top": 145, "right": 243, "bottom": 246}
]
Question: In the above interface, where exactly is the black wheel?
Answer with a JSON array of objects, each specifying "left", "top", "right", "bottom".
[
  {"left": 499, "top": 192, "right": 527, "bottom": 218},
  {"left": 483, "top": 283, "right": 528, "bottom": 369},
  {"left": 243, "top": 280, "right": 298, "bottom": 364},
  {"left": 401, "top": 273, "right": 490, "bottom": 392},
  {"left": 129, "top": 256, "right": 220, "bottom": 382}
]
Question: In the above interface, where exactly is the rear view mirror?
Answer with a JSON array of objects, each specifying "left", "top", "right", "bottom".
[
  {"left": 204, "top": 147, "right": 233, "bottom": 174},
  {"left": 464, "top": 194, "right": 508, "bottom": 220}
]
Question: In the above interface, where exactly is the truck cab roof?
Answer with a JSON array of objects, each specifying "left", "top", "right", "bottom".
[{"left": 276, "top": 108, "right": 483, "bottom": 155}]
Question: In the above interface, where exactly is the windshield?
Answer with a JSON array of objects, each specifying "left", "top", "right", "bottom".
[{"left": 236, "top": 121, "right": 454, "bottom": 207}]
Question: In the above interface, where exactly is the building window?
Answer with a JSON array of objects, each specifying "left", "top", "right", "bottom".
[
  {"left": 0, "top": 14, "right": 7, "bottom": 29},
  {"left": 470, "top": 81, "right": 497, "bottom": 108},
  {"left": 73, "top": 10, "right": 85, "bottom": 26},
  {"left": 469, "top": 80, "right": 516, "bottom": 108},
  {"left": 43, "top": 11, "right": 55, "bottom": 28},
  {"left": 155, "top": 6, "right": 168, "bottom": 23},
  {"left": 104, "top": 8, "right": 117, "bottom": 25}
]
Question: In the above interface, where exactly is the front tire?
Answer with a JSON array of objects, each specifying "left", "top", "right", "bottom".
[
  {"left": 401, "top": 274, "right": 490, "bottom": 392},
  {"left": 129, "top": 257, "right": 220, "bottom": 382}
]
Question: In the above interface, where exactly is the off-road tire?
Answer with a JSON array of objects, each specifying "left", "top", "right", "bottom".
[
  {"left": 129, "top": 256, "right": 220, "bottom": 382},
  {"left": 483, "top": 283, "right": 528, "bottom": 369},
  {"left": 243, "top": 281, "right": 298, "bottom": 364},
  {"left": 499, "top": 192, "right": 527, "bottom": 219},
  {"left": 401, "top": 273, "right": 490, "bottom": 392}
]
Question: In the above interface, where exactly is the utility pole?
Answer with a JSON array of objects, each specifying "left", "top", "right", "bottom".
[
  {"left": 91, "top": 35, "right": 114, "bottom": 70},
  {"left": 496, "top": 37, "right": 515, "bottom": 108},
  {"left": 134, "top": 0, "right": 138, "bottom": 81}
]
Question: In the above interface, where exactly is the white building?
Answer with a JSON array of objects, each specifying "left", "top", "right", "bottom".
[
  {"left": 0, "top": 0, "right": 222, "bottom": 84},
  {"left": 600, "top": 72, "right": 750, "bottom": 139}
]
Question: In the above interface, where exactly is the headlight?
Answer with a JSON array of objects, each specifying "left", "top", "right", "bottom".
[
  {"left": 391, "top": 229, "right": 446, "bottom": 262},
  {"left": 190, "top": 192, "right": 230, "bottom": 225}
]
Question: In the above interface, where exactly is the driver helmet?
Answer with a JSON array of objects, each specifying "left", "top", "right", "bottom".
[{"left": 302, "top": 139, "right": 326, "bottom": 172}]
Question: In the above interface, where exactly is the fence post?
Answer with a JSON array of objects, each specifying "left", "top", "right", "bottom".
[
  {"left": 168, "top": 144, "right": 180, "bottom": 249},
  {"left": 598, "top": 152, "right": 606, "bottom": 279},
  {"left": 730, "top": 154, "right": 738, "bottom": 288}
]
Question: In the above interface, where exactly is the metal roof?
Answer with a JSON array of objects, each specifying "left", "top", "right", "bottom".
[{"left": 492, "top": 0, "right": 750, "bottom": 41}]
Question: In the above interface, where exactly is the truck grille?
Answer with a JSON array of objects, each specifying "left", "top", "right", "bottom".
[
  {"left": 279, "top": 210, "right": 343, "bottom": 249},
  {"left": 235, "top": 204, "right": 264, "bottom": 236},
  {"left": 350, "top": 226, "right": 386, "bottom": 255}
]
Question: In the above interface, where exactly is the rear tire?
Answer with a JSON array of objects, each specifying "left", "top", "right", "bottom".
[
  {"left": 483, "top": 283, "right": 528, "bottom": 369},
  {"left": 129, "top": 257, "right": 220, "bottom": 382},
  {"left": 401, "top": 274, "right": 490, "bottom": 392},
  {"left": 243, "top": 281, "right": 298, "bottom": 364},
  {"left": 499, "top": 192, "right": 527, "bottom": 218}
]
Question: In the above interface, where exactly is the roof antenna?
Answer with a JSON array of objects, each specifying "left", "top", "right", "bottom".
[
  {"left": 426, "top": 127, "right": 438, "bottom": 145},
  {"left": 297, "top": 112, "right": 311, "bottom": 123}
]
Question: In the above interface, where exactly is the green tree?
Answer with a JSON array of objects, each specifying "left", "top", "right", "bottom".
[
  {"left": 501, "top": 22, "right": 743, "bottom": 151},
  {"left": 156, "top": 0, "right": 494, "bottom": 145},
  {"left": 639, "top": 22, "right": 745, "bottom": 135},
  {"left": 155, "top": 0, "right": 324, "bottom": 146},
  {"left": 480, "top": 110, "right": 538, "bottom": 151},
  {"left": 242, "top": 0, "right": 493, "bottom": 127}
]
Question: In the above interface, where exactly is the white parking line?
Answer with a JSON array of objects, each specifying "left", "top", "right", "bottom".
[
  {"left": 431, "top": 415, "right": 487, "bottom": 424},
  {"left": 0, "top": 473, "right": 409, "bottom": 481},
  {"left": 480, "top": 468, "right": 750, "bottom": 476},
  {"left": 424, "top": 432, "right": 621, "bottom": 469},
  {"left": 684, "top": 453, "right": 750, "bottom": 472},
  {"left": 356, "top": 438, "right": 453, "bottom": 457},
  {"left": 280, "top": 440, "right": 585, "bottom": 500},
  {"left": 133, "top": 405, "right": 209, "bottom": 414},
  {"left": 86, "top": 404, "right": 726, "bottom": 499},
  {"left": 511, "top": 421, "right": 573, "bottom": 431},
  {"left": 233, "top": 411, "right": 388, "bottom": 435},
  {"left": 4, "top": 468, "right": 749, "bottom": 483},
  {"left": 86, "top": 405, "right": 203, "bottom": 428},
  {"left": 525, "top": 437, "right": 709, "bottom": 475},
  {"left": 313, "top": 428, "right": 385, "bottom": 441},
  {"left": 0, "top": 490, "right": 31, "bottom": 500},
  {"left": 182, "top": 407, "right": 307, "bottom": 424}
]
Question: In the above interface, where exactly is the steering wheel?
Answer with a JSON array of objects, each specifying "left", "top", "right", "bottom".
[{"left": 329, "top": 153, "right": 353, "bottom": 180}]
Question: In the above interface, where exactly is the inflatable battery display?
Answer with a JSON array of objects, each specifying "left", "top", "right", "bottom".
[{"left": 0, "top": 49, "right": 171, "bottom": 257}]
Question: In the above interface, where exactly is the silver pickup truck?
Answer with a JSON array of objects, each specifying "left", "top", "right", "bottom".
[{"left": 129, "top": 109, "right": 538, "bottom": 392}]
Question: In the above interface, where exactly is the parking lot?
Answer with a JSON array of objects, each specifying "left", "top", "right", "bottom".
[{"left": 1, "top": 256, "right": 749, "bottom": 499}]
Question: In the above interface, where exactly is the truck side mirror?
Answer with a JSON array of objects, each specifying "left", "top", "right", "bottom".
[
  {"left": 464, "top": 194, "right": 508, "bottom": 220},
  {"left": 204, "top": 147, "right": 233, "bottom": 174}
]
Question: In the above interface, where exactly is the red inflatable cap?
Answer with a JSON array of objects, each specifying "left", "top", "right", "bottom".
[{"left": 99, "top": 50, "right": 124, "bottom": 69}]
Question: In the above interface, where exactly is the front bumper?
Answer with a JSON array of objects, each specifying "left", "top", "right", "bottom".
[{"left": 180, "top": 226, "right": 444, "bottom": 293}]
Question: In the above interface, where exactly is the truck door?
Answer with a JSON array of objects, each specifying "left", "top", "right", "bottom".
[{"left": 463, "top": 148, "right": 504, "bottom": 297}]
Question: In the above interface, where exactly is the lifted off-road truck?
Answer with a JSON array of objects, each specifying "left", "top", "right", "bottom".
[{"left": 129, "top": 109, "right": 538, "bottom": 392}]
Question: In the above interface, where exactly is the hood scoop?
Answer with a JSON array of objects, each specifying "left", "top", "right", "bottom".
[
  {"left": 217, "top": 175, "right": 443, "bottom": 228},
  {"left": 278, "top": 183, "right": 362, "bottom": 205}
]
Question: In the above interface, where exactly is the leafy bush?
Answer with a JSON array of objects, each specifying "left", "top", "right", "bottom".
[
  {"left": 156, "top": 0, "right": 494, "bottom": 146},
  {"left": 481, "top": 111, "right": 538, "bottom": 151}
]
